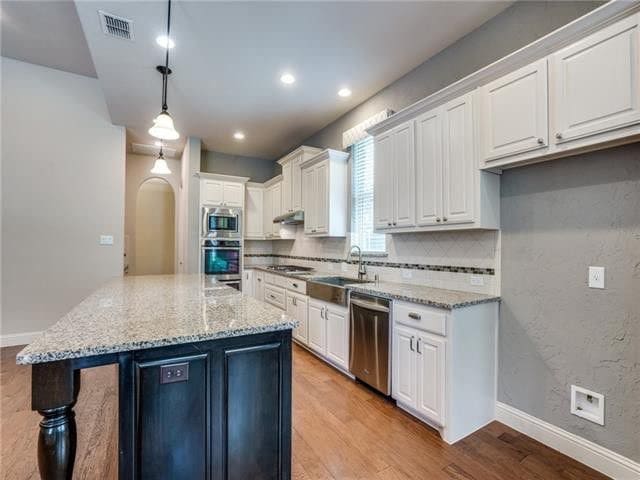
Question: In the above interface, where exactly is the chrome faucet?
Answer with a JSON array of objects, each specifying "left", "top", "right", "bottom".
[{"left": 348, "top": 245, "right": 367, "bottom": 280}]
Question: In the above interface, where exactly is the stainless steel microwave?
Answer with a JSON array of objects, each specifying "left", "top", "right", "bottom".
[{"left": 201, "top": 206, "right": 242, "bottom": 239}]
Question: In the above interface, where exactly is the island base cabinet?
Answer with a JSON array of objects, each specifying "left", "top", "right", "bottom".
[{"left": 118, "top": 331, "right": 292, "bottom": 480}]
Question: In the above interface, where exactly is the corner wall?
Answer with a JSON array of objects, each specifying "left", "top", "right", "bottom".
[{"left": 1, "top": 57, "right": 125, "bottom": 343}]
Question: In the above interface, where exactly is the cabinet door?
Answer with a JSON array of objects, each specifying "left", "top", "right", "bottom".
[
  {"left": 243, "top": 270, "right": 254, "bottom": 296},
  {"left": 202, "top": 179, "right": 224, "bottom": 205},
  {"left": 270, "top": 183, "right": 282, "bottom": 237},
  {"left": 325, "top": 305, "right": 348, "bottom": 369},
  {"left": 245, "top": 187, "right": 264, "bottom": 238},
  {"left": 222, "top": 182, "right": 244, "bottom": 207},
  {"left": 416, "top": 333, "right": 446, "bottom": 426},
  {"left": 302, "top": 167, "right": 316, "bottom": 234},
  {"left": 307, "top": 300, "right": 326, "bottom": 355},
  {"left": 254, "top": 272, "right": 264, "bottom": 301},
  {"left": 392, "top": 326, "right": 417, "bottom": 407},
  {"left": 292, "top": 154, "right": 303, "bottom": 212},
  {"left": 262, "top": 187, "right": 272, "bottom": 239},
  {"left": 551, "top": 14, "right": 640, "bottom": 144},
  {"left": 415, "top": 109, "right": 443, "bottom": 226},
  {"left": 290, "top": 293, "right": 308, "bottom": 346},
  {"left": 314, "top": 162, "right": 329, "bottom": 234},
  {"left": 442, "top": 94, "right": 475, "bottom": 225},
  {"left": 393, "top": 122, "right": 416, "bottom": 228},
  {"left": 480, "top": 58, "right": 549, "bottom": 162},
  {"left": 373, "top": 132, "right": 394, "bottom": 229},
  {"left": 281, "top": 161, "right": 293, "bottom": 214}
]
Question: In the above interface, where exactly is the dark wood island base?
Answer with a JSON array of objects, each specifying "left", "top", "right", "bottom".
[{"left": 31, "top": 330, "right": 292, "bottom": 480}]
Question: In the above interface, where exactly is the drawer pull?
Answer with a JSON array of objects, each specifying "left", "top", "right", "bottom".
[
  {"left": 409, "top": 336, "right": 415, "bottom": 352},
  {"left": 292, "top": 283, "right": 298, "bottom": 288},
  {"left": 269, "top": 294, "right": 276, "bottom": 299},
  {"left": 408, "top": 312, "right": 421, "bottom": 320}
]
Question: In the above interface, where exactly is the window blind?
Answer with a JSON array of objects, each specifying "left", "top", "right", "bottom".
[{"left": 350, "top": 136, "right": 386, "bottom": 253}]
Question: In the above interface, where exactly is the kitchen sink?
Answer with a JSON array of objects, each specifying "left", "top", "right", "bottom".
[{"left": 307, "top": 276, "right": 370, "bottom": 306}]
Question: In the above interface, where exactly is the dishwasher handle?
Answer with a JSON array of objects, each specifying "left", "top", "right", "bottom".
[{"left": 350, "top": 298, "right": 390, "bottom": 313}]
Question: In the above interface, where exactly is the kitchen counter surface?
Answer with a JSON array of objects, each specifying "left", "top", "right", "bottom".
[
  {"left": 16, "top": 274, "right": 297, "bottom": 365},
  {"left": 345, "top": 281, "right": 500, "bottom": 309},
  {"left": 246, "top": 264, "right": 499, "bottom": 309}
]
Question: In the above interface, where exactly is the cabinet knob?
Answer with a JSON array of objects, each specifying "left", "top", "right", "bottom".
[
  {"left": 537, "top": 137, "right": 544, "bottom": 145},
  {"left": 555, "top": 132, "right": 563, "bottom": 139},
  {"left": 387, "top": 222, "right": 392, "bottom": 226},
  {"left": 443, "top": 217, "right": 448, "bottom": 222},
  {"left": 436, "top": 217, "right": 441, "bottom": 223},
  {"left": 393, "top": 222, "right": 397, "bottom": 226}
]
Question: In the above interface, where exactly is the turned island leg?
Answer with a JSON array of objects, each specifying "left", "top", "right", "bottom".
[{"left": 32, "top": 362, "right": 81, "bottom": 480}]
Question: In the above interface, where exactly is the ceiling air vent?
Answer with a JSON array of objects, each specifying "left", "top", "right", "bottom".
[{"left": 98, "top": 10, "right": 134, "bottom": 40}]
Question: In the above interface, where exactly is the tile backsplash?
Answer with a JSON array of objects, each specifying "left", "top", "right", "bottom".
[{"left": 245, "top": 228, "right": 500, "bottom": 295}]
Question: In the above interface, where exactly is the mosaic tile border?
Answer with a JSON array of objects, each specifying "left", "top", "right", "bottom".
[{"left": 244, "top": 253, "right": 495, "bottom": 276}]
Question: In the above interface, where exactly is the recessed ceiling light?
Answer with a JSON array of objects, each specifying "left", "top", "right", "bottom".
[
  {"left": 338, "top": 87, "right": 352, "bottom": 98},
  {"left": 233, "top": 131, "right": 245, "bottom": 140},
  {"left": 280, "top": 73, "right": 296, "bottom": 85},
  {"left": 156, "top": 35, "right": 175, "bottom": 49}
]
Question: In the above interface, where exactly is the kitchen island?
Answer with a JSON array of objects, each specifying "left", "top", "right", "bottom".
[{"left": 16, "top": 274, "right": 297, "bottom": 480}]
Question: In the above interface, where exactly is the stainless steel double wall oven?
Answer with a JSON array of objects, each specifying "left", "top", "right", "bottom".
[{"left": 201, "top": 206, "right": 243, "bottom": 290}]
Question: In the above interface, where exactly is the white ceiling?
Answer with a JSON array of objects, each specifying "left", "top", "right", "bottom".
[{"left": 6, "top": 1, "right": 513, "bottom": 160}]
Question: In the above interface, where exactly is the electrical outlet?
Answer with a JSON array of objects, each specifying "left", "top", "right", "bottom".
[
  {"left": 588, "top": 266, "right": 605, "bottom": 289},
  {"left": 470, "top": 275, "right": 484, "bottom": 286},
  {"left": 341, "top": 262, "right": 348, "bottom": 272},
  {"left": 571, "top": 385, "right": 604, "bottom": 425},
  {"left": 401, "top": 268, "right": 412, "bottom": 279},
  {"left": 100, "top": 235, "right": 114, "bottom": 246},
  {"left": 160, "top": 363, "right": 189, "bottom": 384}
]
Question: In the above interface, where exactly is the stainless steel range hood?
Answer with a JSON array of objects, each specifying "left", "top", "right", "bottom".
[{"left": 273, "top": 210, "right": 304, "bottom": 225}]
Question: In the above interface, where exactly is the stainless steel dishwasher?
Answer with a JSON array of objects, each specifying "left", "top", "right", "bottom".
[{"left": 349, "top": 292, "right": 390, "bottom": 395}]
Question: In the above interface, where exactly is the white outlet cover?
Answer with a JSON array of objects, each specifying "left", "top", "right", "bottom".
[
  {"left": 470, "top": 275, "right": 484, "bottom": 286},
  {"left": 588, "top": 266, "right": 605, "bottom": 289},
  {"left": 401, "top": 268, "right": 412, "bottom": 279},
  {"left": 100, "top": 235, "right": 114, "bottom": 246}
]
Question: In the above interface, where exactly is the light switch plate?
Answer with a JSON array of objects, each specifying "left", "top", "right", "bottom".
[
  {"left": 100, "top": 235, "right": 114, "bottom": 246},
  {"left": 588, "top": 266, "right": 605, "bottom": 289},
  {"left": 470, "top": 275, "right": 484, "bottom": 286}
]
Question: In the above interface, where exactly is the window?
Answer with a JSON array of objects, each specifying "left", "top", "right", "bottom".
[{"left": 350, "top": 136, "right": 386, "bottom": 253}]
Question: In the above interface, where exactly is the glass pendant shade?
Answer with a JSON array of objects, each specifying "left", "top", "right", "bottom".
[
  {"left": 150, "top": 150, "right": 171, "bottom": 175},
  {"left": 148, "top": 111, "right": 179, "bottom": 140}
]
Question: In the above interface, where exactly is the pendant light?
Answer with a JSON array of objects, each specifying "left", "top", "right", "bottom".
[
  {"left": 149, "top": 0, "right": 179, "bottom": 141},
  {"left": 151, "top": 146, "right": 171, "bottom": 175}
]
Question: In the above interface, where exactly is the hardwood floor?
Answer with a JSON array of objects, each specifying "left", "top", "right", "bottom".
[{"left": 1, "top": 344, "right": 609, "bottom": 479}]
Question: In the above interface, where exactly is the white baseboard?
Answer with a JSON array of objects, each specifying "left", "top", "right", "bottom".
[
  {"left": 496, "top": 401, "right": 640, "bottom": 480},
  {"left": 0, "top": 331, "right": 42, "bottom": 347}
]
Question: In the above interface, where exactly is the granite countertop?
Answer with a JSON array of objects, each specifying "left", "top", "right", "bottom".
[
  {"left": 345, "top": 281, "right": 500, "bottom": 310},
  {"left": 245, "top": 264, "right": 499, "bottom": 310},
  {"left": 16, "top": 274, "right": 297, "bottom": 365}
]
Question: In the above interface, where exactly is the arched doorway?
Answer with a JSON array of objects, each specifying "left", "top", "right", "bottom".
[{"left": 134, "top": 177, "right": 175, "bottom": 275}]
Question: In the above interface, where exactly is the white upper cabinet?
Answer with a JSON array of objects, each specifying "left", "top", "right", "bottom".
[
  {"left": 415, "top": 109, "right": 442, "bottom": 226},
  {"left": 300, "top": 149, "right": 349, "bottom": 237},
  {"left": 479, "top": 59, "right": 549, "bottom": 165},
  {"left": 442, "top": 94, "right": 475, "bottom": 225},
  {"left": 281, "top": 161, "right": 293, "bottom": 213},
  {"left": 551, "top": 13, "right": 640, "bottom": 146},
  {"left": 374, "top": 121, "right": 416, "bottom": 229},
  {"left": 278, "top": 146, "right": 323, "bottom": 215},
  {"left": 373, "top": 131, "right": 394, "bottom": 229},
  {"left": 244, "top": 184, "right": 264, "bottom": 239},
  {"left": 200, "top": 174, "right": 247, "bottom": 209}
]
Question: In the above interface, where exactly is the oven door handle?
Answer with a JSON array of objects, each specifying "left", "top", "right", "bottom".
[
  {"left": 350, "top": 298, "right": 389, "bottom": 313},
  {"left": 201, "top": 247, "right": 241, "bottom": 251}
]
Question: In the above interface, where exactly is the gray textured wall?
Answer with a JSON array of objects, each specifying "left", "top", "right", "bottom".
[
  {"left": 302, "top": 1, "right": 603, "bottom": 150},
  {"left": 201, "top": 150, "right": 278, "bottom": 183},
  {"left": 499, "top": 144, "right": 640, "bottom": 462}
]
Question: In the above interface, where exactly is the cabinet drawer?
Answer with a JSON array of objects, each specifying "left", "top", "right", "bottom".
[
  {"left": 264, "top": 285, "right": 286, "bottom": 310},
  {"left": 264, "top": 273, "right": 277, "bottom": 286},
  {"left": 393, "top": 301, "right": 447, "bottom": 336},
  {"left": 284, "top": 278, "right": 306, "bottom": 295}
]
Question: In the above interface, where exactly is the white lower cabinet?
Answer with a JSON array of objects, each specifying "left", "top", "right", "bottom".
[
  {"left": 242, "top": 269, "right": 254, "bottom": 297},
  {"left": 253, "top": 271, "right": 264, "bottom": 302},
  {"left": 307, "top": 299, "right": 349, "bottom": 371},
  {"left": 392, "top": 325, "right": 445, "bottom": 426},
  {"left": 287, "top": 291, "right": 308, "bottom": 346},
  {"left": 392, "top": 300, "right": 498, "bottom": 444}
]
